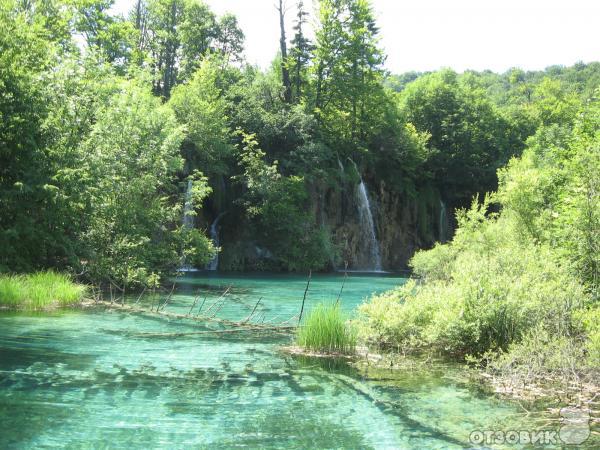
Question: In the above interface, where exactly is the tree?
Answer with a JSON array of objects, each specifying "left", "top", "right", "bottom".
[
  {"left": 134, "top": 0, "right": 244, "bottom": 98},
  {"left": 79, "top": 81, "right": 213, "bottom": 286},
  {"left": 235, "top": 132, "right": 332, "bottom": 271},
  {"left": 179, "top": 0, "right": 217, "bottom": 79},
  {"left": 145, "top": 0, "right": 184, "bottom": 98},
  {"left": 312, "top": 0, "right": 387, "bottom": 155},
  {"left": 289, "top": 0, "right": 313, "bottom": 102},
  {"left": 214, "top": 13, "right": 244, "bottom": 65},
  {"left": 0, "top": 0, "right": 57, "bottom": 271},
  {"left": 276, "top": 0, "right": 292, "bottom": 103},
  {"left": 72, "top": 0, "right": 138, "bottom": 71},
  {"left": 227, "top": 68, "right": 318, "bottom": 167},
  {"left": 169, "top": 57, "right": 234, "bottom": 176},
  {"left": 400, "top": 69, "right": 515, "bottom": 204}
]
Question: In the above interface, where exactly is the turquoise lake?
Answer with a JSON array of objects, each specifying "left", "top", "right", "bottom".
[{"left": 0, "top": 272, "right": 565, "bottom": 449}]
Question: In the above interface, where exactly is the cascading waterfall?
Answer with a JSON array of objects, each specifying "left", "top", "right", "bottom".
[
  {"left": 439, "top": 200, "right": 447, "bottom": 243},
  {"left": 206, "top": 212, "right": 226, "bottom": 271},
  {"left": 355, "top": 178, "right": 383, "bottom": 272}
]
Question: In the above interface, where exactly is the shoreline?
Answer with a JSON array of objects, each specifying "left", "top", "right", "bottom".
[{"left": 283, "top": 344, "right": 600, "bottom": 413}]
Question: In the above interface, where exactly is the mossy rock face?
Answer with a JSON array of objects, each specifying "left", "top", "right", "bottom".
[
  {"left": 316, "top": 181, "right": 445, "bottom": 271},
  {"left": 219, "top": 240, "right": 281, "bottom": 272}
]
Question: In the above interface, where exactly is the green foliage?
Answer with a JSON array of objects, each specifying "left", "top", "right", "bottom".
[
  {"left": 235, "top": 133, "right": 332, "bottom": 271},
  {"left": 288, "top": 0, "right": 313, "bottom": 102},
  {"left": 138, "top": 0, "right": 244, "bottom": 98},
  {"left": 497, "top": 97, "right": 600, "bottom": 293},
  {"left": 227, "top": 69, "right": 320, "bottom": 171},
  {"left": 0, "top": 0, "right": 59, "bottom": 271},
  {"left": 399, "top": 69, "right": 517, "bottom": 203},
  {"left": 577, "top": 307, "right": 600, "bottom": 367},
  {"left": 487, "top": 326, "right": 586, "bottom": 377},
  {"left": 359, "top": 210, "right": 584, "bottom": 355},
  {"left": 169, "top": 57, "right": 234, "bottom": 176},
  {"left": 297, "top": 302, "right": 357, "bottom": 354},
  {"left": 0, "top": 271, "right": 86, "bottom": 309},
  {"left": 359, "top": 98, "right": 600, "bottom": 373},
  {"left": 72, "top": 0, "right": 138, "bottom": 71},
  {"left": 78, "top": 80, "right": 213, "bottom": 286},
  {"left": 312, "top": 0, "right": 388, "bottom": 155}
]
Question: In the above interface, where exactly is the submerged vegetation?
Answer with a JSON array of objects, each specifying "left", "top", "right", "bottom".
[
  {"left": 0, "top": 272, "right": 86, "bottom": 309},
  {"left": 297, "top": 302, "right": 357, "bottom": 354},
  {"left": 0, "top": 0, "right": 598, "bottom": 412}
]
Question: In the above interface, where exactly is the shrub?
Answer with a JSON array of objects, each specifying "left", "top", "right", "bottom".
[
  {"left": 358, "top": 200, "right": 587, "bottom": 357},
  {"left": 576, "top": 307, "right": 600, "bottom": 367},
  {"left": 297, "top": 303, "right": 357, "bottom": 354}
]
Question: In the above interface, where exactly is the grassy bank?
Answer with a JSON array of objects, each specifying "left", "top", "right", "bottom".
[
  {"left": 297, "top": 303, "right": 357, "bottom": 354},
  {"left": 0, "top": 272, "right": 86, "bottom": 310}
]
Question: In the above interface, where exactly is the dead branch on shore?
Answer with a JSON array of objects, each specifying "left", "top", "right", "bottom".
[{"left": 157, "top": 283, "right": 176, "bottom": 311}]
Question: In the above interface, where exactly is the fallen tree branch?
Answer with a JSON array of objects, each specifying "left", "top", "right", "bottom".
[
  {"left": 129, "top": 327, "right": 293, "bottom": 338},
  {"left": 298, "top": 270, "right": 311, "bottom": 324},
  {"left": 92, "top": 299, "right": 297, "bottom": 331},
  {"left": 242, "top": 297, "right": 262, "bottom": 323}
]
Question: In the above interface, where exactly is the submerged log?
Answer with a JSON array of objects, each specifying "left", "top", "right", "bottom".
[
  {"left": 90, "top": 299, "right": 297, "bottom": 332},
  {"left": 128, "top": 327, "right": 293, "bottom": 338}
]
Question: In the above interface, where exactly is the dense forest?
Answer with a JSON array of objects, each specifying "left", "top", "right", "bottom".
[
  {"left": 2, "top": 0, "right": 598, "bottom": 290},
  {"left": 1, "top": 0, "right": 599, "bottom": 441}
]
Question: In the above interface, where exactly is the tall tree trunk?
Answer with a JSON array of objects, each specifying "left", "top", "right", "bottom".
[
  {"left": 135, "top": 0, "right": 142, "bottom": 29},
  {"left": 295, "top": 55, "right": 302, "bottom": 100},
  {"left": 277, "top": 0, "right": 292, "bottom": 103},
  {"left": 162, "top": 0, "right": 178, "bottom": 98}
]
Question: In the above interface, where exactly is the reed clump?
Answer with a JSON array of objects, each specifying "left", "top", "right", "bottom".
[
  {"left": 297, "top": 302, "right": 356, "bottom": 354},
  {"left": 0, "top": 271, "right": 86, "bottom": 309}
]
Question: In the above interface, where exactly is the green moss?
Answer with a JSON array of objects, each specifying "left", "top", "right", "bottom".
[{"left": 0, "top": 272, "right": 86, "bottom": 310}]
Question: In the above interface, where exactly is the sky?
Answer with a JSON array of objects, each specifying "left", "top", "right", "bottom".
[{"left": 112, "top": 0, "right": 600, "bottom": 74}]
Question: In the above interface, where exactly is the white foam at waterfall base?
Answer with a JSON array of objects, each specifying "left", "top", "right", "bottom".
[{"left": 206, "top": 212, "right": 226, "bottom": 271}]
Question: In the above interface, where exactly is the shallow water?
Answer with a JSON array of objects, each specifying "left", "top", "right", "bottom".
[{"left": 0, "top": 273, "right": 576, "bottom": 449}]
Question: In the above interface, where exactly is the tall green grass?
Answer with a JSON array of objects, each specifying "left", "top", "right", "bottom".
[
  {"left": 0, "top": 272, "right": 86, "bottom": 310},
  {"left": 297, "top": 303, "right": 357, "bottom": 354}
]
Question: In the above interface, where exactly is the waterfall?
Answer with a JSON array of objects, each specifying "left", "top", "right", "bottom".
[
  {"left": 206, "top": 212, "right": 226, "bottom": 271},
  {"left": 439, "top": 200, "right": 447, "bottom": 243},
  {"left": 355, "top": 178, "right": 383, "bottom": 272}
]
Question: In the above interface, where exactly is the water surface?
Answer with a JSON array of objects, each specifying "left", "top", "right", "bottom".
[{"left": 0, "top": 273, "right": 557, "bottom": 448}]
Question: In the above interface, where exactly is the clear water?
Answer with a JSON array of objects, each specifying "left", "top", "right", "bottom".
[{"left": 0, "top": 273, "right": 565, "bottom": 449}]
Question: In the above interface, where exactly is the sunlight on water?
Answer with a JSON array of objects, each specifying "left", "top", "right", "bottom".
[{"left": 0, "top": 273, "right": 559, "bottom": 449}]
